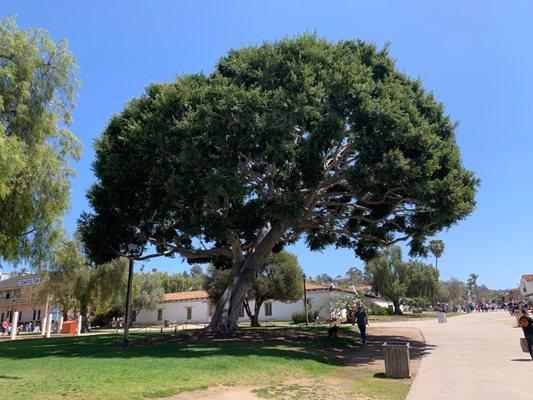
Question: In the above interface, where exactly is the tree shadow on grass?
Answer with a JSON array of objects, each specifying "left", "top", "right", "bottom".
[{"left": 0, "top": 326, "right": 432, "bottom": 368}]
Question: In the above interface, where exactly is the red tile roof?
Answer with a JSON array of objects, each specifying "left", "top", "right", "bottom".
[
  {"left": 163, "top": 290, "right": 209, "bottom": 302},
  {"left": 354, "top": 284, "right": 373, "bottom": 293},
  {"left": 522, "top": 274, "right": 533, "bottom": 282},
  {"left": 162, "top": 282, "right": 368, "bottom": 303},
  {"left": 305, "top": 282, "right": 329, "bottom": 291}
]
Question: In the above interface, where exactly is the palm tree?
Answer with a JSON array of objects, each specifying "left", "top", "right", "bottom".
[{"left": 429, "top": 240, "right": 445, "bottom": 271}]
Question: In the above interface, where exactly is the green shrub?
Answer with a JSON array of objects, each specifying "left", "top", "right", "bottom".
[
  {"left": 91, "top": 307, "right": 122, "bottom": 328},
  {"left": 368, "top": 303, "right": 392, "bottom": 316},
  {"left": 291, "top": 310, "right": 315, "bottom": 324}
]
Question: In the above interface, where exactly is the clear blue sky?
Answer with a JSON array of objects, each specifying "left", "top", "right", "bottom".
[{"left": 2, "top": 1, "right": 532, "bottom": 289}]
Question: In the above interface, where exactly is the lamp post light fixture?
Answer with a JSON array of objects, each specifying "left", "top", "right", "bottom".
[
  {"left": 303, "top": 274, "right": 308, "bottom": 327},
  {"left": 123, "top": 242, "right": 142, "bottom": 349}
]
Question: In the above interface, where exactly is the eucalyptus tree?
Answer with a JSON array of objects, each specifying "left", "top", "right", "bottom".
[
  {"left": 0, "top": 17, "right": 81, "bottom": 265},
  {"left": 429, "top": 239, "right": 445, "bottom": 271},
  {"left": 79, "top": 35, "right": 478, "bottom": 333}
]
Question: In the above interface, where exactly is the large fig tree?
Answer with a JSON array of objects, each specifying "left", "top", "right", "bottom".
[{"left": 79, "top": 35, "right": 477, "bottom": 333}]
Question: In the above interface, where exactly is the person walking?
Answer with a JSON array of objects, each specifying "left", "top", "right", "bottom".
[
  {"left": 519, "top": 308, "right": 533, "bottom": 360},
  {"left": 2, "top": 320, "right": 11, "bottom": 336},
  {"left": 355, "top": 306, "right": 369, "bottom": 345}
]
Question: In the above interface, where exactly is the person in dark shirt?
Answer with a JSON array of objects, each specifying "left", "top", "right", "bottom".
[
  {"left": 519, "top": 308, "right": 533, "bottom": 359},
  {"left": 355, "top": 306, "right": 369, "bottom": 345}
]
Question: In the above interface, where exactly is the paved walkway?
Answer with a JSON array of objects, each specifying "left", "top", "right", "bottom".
[{"left": 377, "top": 311, "right": 532, "bottom": 400}]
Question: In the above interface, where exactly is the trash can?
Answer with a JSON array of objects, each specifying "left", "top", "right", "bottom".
[{"left": 383, "top": 342, "right": 411, "bottom": 378}]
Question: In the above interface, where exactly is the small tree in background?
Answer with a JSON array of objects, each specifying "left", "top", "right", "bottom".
[
  {"left": 429, "top": 240, "right": 445, "bottom": 271},
  {"left": 466, "top": 273, "right": 479, "bottom": 303},
  {"left": 152, "top": 270, "right": 205, "bottom": 293},
  {"left": 401, "top": 297, "right": 430, "bottom": 313},
  {"left": 41, "top": 239, "right": 126, "bottom": 331},
  {"left": 365, "top": 246, "right": 438, "bottom": 314},
  {"left": 130, "top": 273, "right": 164, "bottom": 324},
  {"left": 439, "top": 278, "right": 467, "bottom": 306}
]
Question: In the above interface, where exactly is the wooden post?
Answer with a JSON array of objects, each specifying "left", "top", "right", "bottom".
[
  {"left": 383, "top": 342, "right": 411, "bottom": 378},
  {"left": 10, "top": 311, "right": 19, "bottom": 340}
]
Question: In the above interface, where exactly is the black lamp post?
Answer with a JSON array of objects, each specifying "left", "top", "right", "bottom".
[
  {"left": 303, "top": 274, "right": 308, "bottom": 326},
  {"left": 123, "top": 243, "right": 141, "bottom": 349}
]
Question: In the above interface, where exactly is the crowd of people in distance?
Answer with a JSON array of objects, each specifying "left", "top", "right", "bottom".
[
  {"left": 472, "top": 302, "right": 504, "bottom": 313},
  {"left": 507, "top": 300, "right": 531, "bottom": 316},
  {"left": 0, "top": 319, "right": 58, "bottom": 337}
]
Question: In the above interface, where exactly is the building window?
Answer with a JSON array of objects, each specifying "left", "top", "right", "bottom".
[
  {"left": 6, "top": 291, "right": 10, "bottom": 299},
  {"left": 18, "top": 311, "right": 22, "bottom": 321},
  {"left": 37, "top": 309, "right": 41, "bottom": 320},
  {"left": 157, "top": 309, "right": 163, "bottom": 321},
  {"left": 186, "top": 307, "right": 192, "bottom": 320},
  {"left": 239, "top": 304, "right": 245, "bottom": 318},
  {"left": 33, "top": 309, "right": 37, "bottom": 320},
  {"left": 264, "top": 302, "right": 272, "bottom": 316}
]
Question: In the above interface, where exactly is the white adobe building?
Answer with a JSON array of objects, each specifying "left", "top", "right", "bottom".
[
  {"left": 520, "top": 274, "right": 533, "bottom": 302},
  {"left": 135, "top": 282, "right": 391, "bottom": 325}
]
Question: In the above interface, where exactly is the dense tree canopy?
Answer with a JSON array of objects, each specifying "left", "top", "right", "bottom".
[
  {"left": 152, "top": 268, "right": 205, "bottom": 293},
  {"left": 0, "top": 17, "right": 81, "bottom": 265},
  {"left": 79, "top": 35, "right": 477, "bottom": 332}
]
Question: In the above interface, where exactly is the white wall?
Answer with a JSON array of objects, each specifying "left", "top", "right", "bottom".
[
  {"left": 135, "top": 290, "right": 367, "bottom": 325},
  {"left": 136, "top": 299, "right": 211, "bottom": 325},
  {"left": 521, "top": 278, "right": 533, "bottom": 297}
]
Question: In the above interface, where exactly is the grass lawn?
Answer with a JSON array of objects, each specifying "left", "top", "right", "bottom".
[{"left": 0, "top": 326, "right": 413, "bottom": 400}]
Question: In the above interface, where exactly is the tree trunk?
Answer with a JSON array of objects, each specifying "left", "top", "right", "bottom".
[
  {"left": 243, "top": 300, "right": 261, "bottom": 327},
  {"left": 252, "top": 298, "right": 263, "bottom": 327},
  {"left": 208, "top": 224, "right": 283, "bottom": 333},
  {"left": 393, "top": 300, "right": 403, "bottom": 315},
  {"left": 80, "top": 307, "right": 91, "bottom": 332}
]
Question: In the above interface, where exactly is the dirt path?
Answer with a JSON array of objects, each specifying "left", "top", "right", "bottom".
[{"left": 376, "top": 311, "right": 533, "bottom": 400}]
